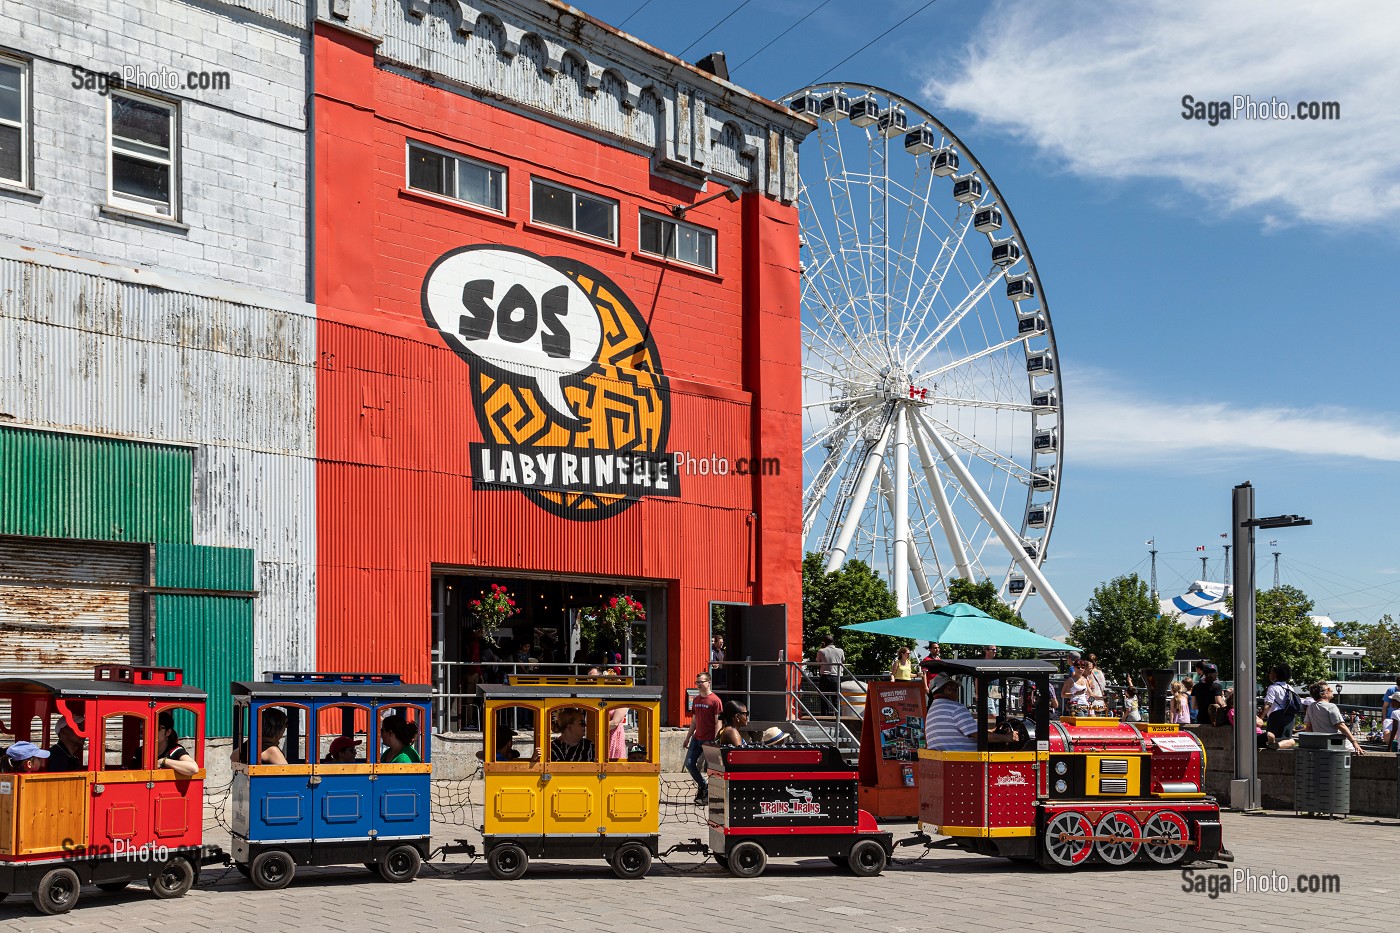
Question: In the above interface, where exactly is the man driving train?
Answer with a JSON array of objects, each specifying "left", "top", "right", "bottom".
[{"left": 925, "top": 673, "right": 1022, "bottom": 752}]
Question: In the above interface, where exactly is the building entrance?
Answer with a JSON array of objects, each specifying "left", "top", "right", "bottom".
[{"left": 430, "top": 570, "right": 667, "bottom": 731}]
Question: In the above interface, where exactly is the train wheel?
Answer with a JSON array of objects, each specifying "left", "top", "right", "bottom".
[
  {"left": 1094, "top": 812, "right": 1142, "bottom": 866},
  {"left": 234, "top": 863, "right": 250, "bottom": 877},
  {"left": 97, "top": 880, "right": 131, "bottom": 892},
  {"left": 250, "top": 850, "right": 296, "bottom": 890},
  {"left": 151, "top": 857, "right": 195, "bottom": 899},
  {"left": 32, "top": 867, "right": 80, "bottom": 915},
  {"left": 1142, "top": 811, "right": 1192, "bottom": 867},
  {"left": 1040, "top": 811, "right": 1094, "bottom": 869},
  {"left": 377, "top": 845, "right": 422, "bottom": 883},
  {"left": 610, "top": 842, "right": 652, "bottom": 880},
  {"left": 847, "top": 839, "right": 887, "bottom": 877},
  {"left": 486, "top": 843, "right": 529, "bottom": 881},
  {"left": 726, "top": 841, "right": 767, "bottom": 879},
  {"left": 713, "top": 853, "right": 729, "bottom": 870}
]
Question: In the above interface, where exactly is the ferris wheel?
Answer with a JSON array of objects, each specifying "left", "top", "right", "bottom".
[{"left": 783, "top": 83, "right": 1073, "bottom": 631}]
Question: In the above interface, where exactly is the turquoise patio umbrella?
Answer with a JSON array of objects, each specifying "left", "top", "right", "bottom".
[{"left": 841, "top": 602, "right": 1079, "bottom": 652}]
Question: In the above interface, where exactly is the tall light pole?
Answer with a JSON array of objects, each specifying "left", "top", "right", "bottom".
[{"left": 1231, "top": 481, "right": 1311, "bottom": 812}]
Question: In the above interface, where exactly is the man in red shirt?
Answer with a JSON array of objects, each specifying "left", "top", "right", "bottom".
[{"left": 683, "top": 672, "right": 723, "bottom": 804}]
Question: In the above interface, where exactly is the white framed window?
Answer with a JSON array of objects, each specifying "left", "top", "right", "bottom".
[
  {"left": 406, "top": 141, "right": 505, "bottom": 213},
  {"left": 0, "top": 55, "right": 29, "bottom": 187},
  {"left": 108, "top": 91, "right": 177, "bottom": 217},
  {"left": 639, "top": 210, "right": 716, "bottom": 271},
  {"left": 531, "top": 178, "right": 617, "bottom": 243}
]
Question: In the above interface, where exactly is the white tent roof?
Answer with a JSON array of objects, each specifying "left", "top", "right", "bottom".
[{"left": 1160, "top": 580, "right": 1231, "bottom": 629}]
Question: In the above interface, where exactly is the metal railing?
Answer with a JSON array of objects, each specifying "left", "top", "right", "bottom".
[
  {"left": 705, "top": 660, "right": 866, "bottom": 755},
  {"left": 431, "top": 659, "right": 647, "bottom": 733}
]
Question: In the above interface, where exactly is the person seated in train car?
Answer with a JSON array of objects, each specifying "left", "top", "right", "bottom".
[
  {"left": 254, "top": 707, "right": 290, "bottom": 765},
  {"left": 1061, "top": 661, "right": 1091, "bottom": 715},
  {"left": 380, "top": 715, "right": 423, "bottom": 764},
  {"left": 715, "top": 701, "right": 749, "bottom": 746},
  {"left": 547, "top": 708, "right": 596, "bottom": 762},
  {"left": 3, "top": 742, "right": 49, "bottom": 773},
  {"left": 46, "top": 717, "right": 86, "bottom": 772},
  {"left": 760, "top": 727, "right": 790, "bottom": 746},
  {"left": 477, "top": 727, "right": 522, "bottom": 763},
  {"left": 156, "top": 711, "right": 199, "bottom": 778},
  {"left": 322, "top": 734, "right": 362, "bottom": 764},
  {"left": 924, "top": 674, "right": 1019, "bottom": 752}
]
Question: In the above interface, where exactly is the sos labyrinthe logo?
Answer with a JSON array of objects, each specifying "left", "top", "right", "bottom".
[{"left": 422, "top": 245, "right": 679, "bottom": 521}]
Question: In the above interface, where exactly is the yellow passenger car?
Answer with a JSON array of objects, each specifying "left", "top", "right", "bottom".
[{"left": 478, "top": 676, "right": 661, "bottom": 880}]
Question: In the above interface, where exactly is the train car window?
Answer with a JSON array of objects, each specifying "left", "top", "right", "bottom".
[
  {"left": 0, "top": 697, "right": 11, "bottom": 738},
  {"left": 547, "top": 706, "right": 599, "bottom": 764},
  {"left": 103, "top": 713, "right": 148, "bottom": 770},
  {"left": 42, "top": 704, "right": 89, "bottom": 772},
  {"left": 605, "top": 705, "right": 652, "bottom": 763},
  {"left": 160, "top": 706, "right": 201, "bottom": 765},
  {"left": 378, "top": 705, "right": 425, "bottom": 763},
  {"left": 231, "top": 703, "right": 248, "bottom": 764},
  {"left": 257, "top": 704, "right": 309, "bottom": 765},
  {"left": 315, "top": 704, "right": 370, "bottom": 764},
  {"left": 488, "top": 706, "right": 536, "bottom": 763}
]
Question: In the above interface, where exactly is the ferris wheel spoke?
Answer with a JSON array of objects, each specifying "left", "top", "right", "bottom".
[
  {"left": 904, "top": 267, "right": 1011, "bottom": 373},
  {"left": 804, "top": 432, "right": 865, "bottom": 538},
  {"left": 920, "top": 395, "right": 1041, "bottom": 414},
  {"left": 801, "top": 220, "right": 884, "bottom": 365},
  {"left": 925, "top": 418, "right": 1032, "bottom": 483},
  {"left": 803, "top": 402, "right": 868, "bottom": 453},
  {"left": 820, "top": 131, "right": 877, "bottom": 338},
  {"left": 898, "top": 209, "right": 977, "bottom": 355},
  {"left": 916, "top": 331, "right": 1028, "bottom": 384}
]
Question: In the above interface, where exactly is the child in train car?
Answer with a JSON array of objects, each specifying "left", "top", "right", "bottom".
[
  {"left": 2, "top": 742, "right": 49, "bottom": 773},
  {"left": 322, "top": 735, "right": 362, "bottom": 763},
  {"left": 380, "top": 715, "right": 423, "bottom": 763}
]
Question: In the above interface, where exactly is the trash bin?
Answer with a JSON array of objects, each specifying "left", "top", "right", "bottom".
[{"left": 1293, "top": 732, "right": 1351, "bottom": 816}]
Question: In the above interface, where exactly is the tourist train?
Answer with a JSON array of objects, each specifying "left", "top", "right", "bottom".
[{"left": 0, "top": 660, "right": 1225, "bottom": 914}]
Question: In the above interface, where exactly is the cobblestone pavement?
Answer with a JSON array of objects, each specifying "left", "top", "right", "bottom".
[{"left": 0, "top": 810, "right": 1391, "bottom": 933}]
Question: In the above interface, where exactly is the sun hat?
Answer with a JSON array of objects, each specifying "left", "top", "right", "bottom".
[
  {"left": 929, "top": 673, "right": 959, "bottom": 694},
  {"left": 760, "top": 727, "right": 789, "bottom": 746}
]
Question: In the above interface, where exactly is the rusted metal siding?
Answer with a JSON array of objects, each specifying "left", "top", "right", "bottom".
[
  {"left": 0, "top": 251, "right": 317, "bottom": 677},
  {"left": 0, "top": 426, "right": 192, "bottom": 544},
  {"left": 0, "top": 536, "right": 148, "bottom": 675}
]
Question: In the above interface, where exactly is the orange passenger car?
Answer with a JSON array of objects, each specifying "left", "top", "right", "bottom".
[{"left": 0, "top": 665, "right": 217, "bottom": 914}]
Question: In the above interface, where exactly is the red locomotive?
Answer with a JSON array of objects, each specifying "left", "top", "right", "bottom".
[{"left": 919, "top": 659, "right": 1228, "bottom": 869}]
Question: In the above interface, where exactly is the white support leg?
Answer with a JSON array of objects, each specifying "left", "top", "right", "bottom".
[
  {"left": 910, "top": 410, "right": 974, "bottom": 582},
  {"left": 825, "top": 417, "right": 894, "bottom": 573},
  {"left": 914, "top": 410, "right": 1076, "bottom": 633},
  {"left": 893, "top": 406, "right": 910, "bottom": 616}
]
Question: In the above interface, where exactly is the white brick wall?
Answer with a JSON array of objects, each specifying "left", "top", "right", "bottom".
[{"left": 0, "top": 0, "right": 309, "bottom": 300}]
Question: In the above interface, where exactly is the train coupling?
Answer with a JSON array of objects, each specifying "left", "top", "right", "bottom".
[
  {"left": 200, "top": 845, "right": 230, "bottom": 866},
  {"left": 432, "top": 839, "right": 478, "bottom": 860},
  {"left": 897, "top": 832, "right": 957, "bottom": 850},
  {"left": 662, "top": 838, "right": 710, "bottom": 858}
]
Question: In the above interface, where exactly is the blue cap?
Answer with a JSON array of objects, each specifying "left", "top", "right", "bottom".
[{"left": 7, "top": 742, "right": 50, "bottom": 762}]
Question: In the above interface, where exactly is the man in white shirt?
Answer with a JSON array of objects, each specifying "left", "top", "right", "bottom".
[
  {"left": 925, "top": 674, "right": 1019, "bottom": 752},
  {"left": 815, "top": 634, "right": 845, "bottom": 715}
]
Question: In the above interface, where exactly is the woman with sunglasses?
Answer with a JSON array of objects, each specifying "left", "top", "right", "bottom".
[{"left": 1061, "top": 661, "right": 1091, "bottom": 715}]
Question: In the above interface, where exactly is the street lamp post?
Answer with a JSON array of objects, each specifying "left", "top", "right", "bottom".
[{"left": 1230, "top": 481, "right": 1311, "bottom": 812}]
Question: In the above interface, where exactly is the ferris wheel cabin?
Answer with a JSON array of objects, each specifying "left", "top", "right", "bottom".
[{"left": 931, "top": 148, "right": 960, "bottom": 176}]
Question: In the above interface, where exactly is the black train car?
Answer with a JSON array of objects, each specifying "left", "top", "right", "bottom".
[{"left": 703, "top": 744, "right": 892, "bottom": 878}]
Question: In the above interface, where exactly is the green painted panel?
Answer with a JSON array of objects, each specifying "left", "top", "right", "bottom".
[
  {"left": 154, "top": 594, "right": 253, "bottom": 739},
  {"left": 0, "top": 427, "right": 192, "bottom": 543},
  {"left": 154, "top": 543, "right": 255, "bottom": 591}
]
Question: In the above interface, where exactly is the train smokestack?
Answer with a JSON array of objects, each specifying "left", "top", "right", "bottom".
[{"left": 1141, "top": 668, "right": 1173, "bottom": 724}]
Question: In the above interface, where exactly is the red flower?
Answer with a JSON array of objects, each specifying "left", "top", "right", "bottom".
[{"left": 508, "top": 599, "right": 516, "bottom": 607}]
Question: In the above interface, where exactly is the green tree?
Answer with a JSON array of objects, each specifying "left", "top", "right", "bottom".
[
  {"left": 944, "top": 577, "right": 1037, "bottom": 660},
  {"left": 1330, "top": 614, "right": 1400, "bottom": 672},
  {"left": 1069, "top": 574, "right": 1185, "bottom": 681},
  {"left": 802, "top": 553, "right": 906, "bottom": 673},
  {"left": 1181, "top": 585, "right": 1328, "bottom": 685}
]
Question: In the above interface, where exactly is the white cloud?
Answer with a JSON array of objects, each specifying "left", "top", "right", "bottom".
[
  {"left": 1070, "top": 369, "right": 1400, "bottom": 466},
  {"left": 924, "top": 1, "right": 1400, "bottom": 231}
]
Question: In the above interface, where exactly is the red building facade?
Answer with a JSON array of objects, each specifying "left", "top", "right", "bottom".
[{"left": 311, "top": 1, "right": 813, "bottom": 722}]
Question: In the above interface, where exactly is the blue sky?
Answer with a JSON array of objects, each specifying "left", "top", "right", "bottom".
[{"left": 588, "top": 0, "right": 1400, "bottom": 632}]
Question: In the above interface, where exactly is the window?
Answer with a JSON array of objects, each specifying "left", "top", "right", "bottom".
[
  {"left": 158, "top": 705, "right": 202, "bottom": 768},
  {"left": 379, "top": 706, "right": 426, "bottom": 763},
  {"left": 108, "top": 91, "right": 177, "bottom": 217},
  {"left": 255, "top": 704, "right": 308, "bottom": 765},
  {"left": 639, "top": 211, "right": 716, "bottom": 270},
  {"left": 103, "top": 714, "right": 148, "bottom": 771},
  {"left": 531, "top": 179, "right": 616, "bottom": 243},
  {"left": 315, "top": 704, "right": 371, "bottom": 764},
  {"left": 547, "top": 705, "right": 598, "bottom": 764},
  {"left": 406, "top": 141, "right": 505, "bottom": 213},
  {"left": 0, "top": 57, "right": 27, "bottom": 186}
]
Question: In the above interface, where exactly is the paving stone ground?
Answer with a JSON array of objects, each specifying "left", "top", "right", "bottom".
[{"left": 0, "top": 809, "right": 1392, "bottom": 933}]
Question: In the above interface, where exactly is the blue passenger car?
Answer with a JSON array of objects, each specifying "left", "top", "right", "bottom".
[{"left": 229, "top": 672, "right": 433, "bottom": 889}]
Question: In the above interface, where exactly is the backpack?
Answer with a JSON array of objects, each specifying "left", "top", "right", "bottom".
[{"left": 1275, "top": 682, "right": 1302, "bottom": 716}]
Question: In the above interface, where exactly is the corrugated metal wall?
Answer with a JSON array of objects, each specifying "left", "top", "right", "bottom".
[
  {"left": 0, "top": 427, "right": 192, "bottom": 543},
  {"left": 0, "top": 252, "right": 317, "bottom": 676},
  {"left": 153, "top": 543, "right": 254, "bottom": 738}
]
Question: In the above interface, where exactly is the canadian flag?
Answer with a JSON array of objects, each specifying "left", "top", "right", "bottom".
[{"left": 1196, "top": 545, "right": 1206, "bottom": 552}]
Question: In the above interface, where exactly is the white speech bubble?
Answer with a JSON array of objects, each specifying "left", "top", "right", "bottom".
[{"left": 422, "top": 247, "right": 603, "bottom": 426}]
